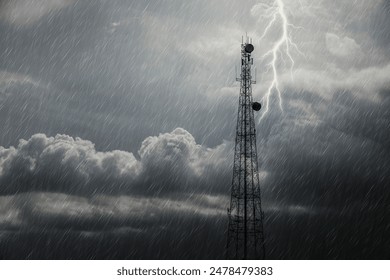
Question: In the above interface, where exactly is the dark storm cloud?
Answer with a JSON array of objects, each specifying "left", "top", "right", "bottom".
[
  {"left": 0, "top": 215, "right": 228, "bottom": 259},
  {"left": 0, "top": 0, "right": 243, "bottom": 151},
  {"left": 254, "top": 88, "right": 390, "bottom": 259},
  {"left": 0, "top": 128, "right": 230, "bottom": 196},
  {"left": 0, "top": 128, "right": 230, "bottom": 257},
  {"left": 0, "top": 0, "right": 389, "bottom": 259},
  {"left": 259, "top": 89, "right": 390, "bottom": 208},
  {"left": 369, "top": 0, "right": 390, "bottom": 48},
  {"left": 0, "top": 133, "right": 139, "bottom": 195}
]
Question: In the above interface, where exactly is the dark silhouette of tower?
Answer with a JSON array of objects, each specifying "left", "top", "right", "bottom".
[{"left": 226, "top": 38, "right": 266, "bottom": 259}]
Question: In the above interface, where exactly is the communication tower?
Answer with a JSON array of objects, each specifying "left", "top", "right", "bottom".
[{"left": 226, "top": 38, "right": 266, "bottom": 259}]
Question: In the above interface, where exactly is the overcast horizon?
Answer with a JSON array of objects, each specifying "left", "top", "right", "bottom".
[{"left": 0, "top": 0, "right": 389, "bottom": 259}]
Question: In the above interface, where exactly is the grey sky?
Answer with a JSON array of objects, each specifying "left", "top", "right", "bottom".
[{"left": 0, "top": 0, "right": 389, "bottom": 259}]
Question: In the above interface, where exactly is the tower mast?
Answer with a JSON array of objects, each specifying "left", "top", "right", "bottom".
[{"left": 226, "top": 39, "right": 265, "bottom": 259}]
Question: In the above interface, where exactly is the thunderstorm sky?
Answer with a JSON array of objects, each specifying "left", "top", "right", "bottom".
[{"left": 0, "top": 0, "right": 389, "bottom": 259}]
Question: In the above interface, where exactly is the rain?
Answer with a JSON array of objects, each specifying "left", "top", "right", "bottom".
[{"left": 0, "top": 0, "right": 389, "bottom": 259}]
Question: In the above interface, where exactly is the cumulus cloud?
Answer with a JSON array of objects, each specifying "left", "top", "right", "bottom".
[
  {"left": 0, "top": 128, "right": 230, "bottom": 195},
  {"left": 0, "top": 133, "right": 140, "bottom": 194},
  {"left": 0, "top": 0, "right": 74, "bottom": 26},
  {"left": 325, "top": 33, "right": 361, "bottom": 57},
  {"left": 0, "top": 128, "right": 233, "bottom": 236}
]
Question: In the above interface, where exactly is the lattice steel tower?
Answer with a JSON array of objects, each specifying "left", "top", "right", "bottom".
[{"left": 226, "top": 39, "right": 265, "bottom": 259}]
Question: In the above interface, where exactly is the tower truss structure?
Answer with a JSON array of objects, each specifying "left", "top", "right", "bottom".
[{"left": 226, "top": 40, "right": 266, "bottom": 260}]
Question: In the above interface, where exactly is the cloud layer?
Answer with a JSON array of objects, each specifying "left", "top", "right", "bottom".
[
  {"left": 0, "top": 0, "right": 389, "bottom": 259},
  {"left": 0, "top": 128, "right": 230, "bottom": 196}
]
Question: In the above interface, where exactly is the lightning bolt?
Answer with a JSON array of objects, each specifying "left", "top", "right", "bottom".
[{"left": 257, "top": 0, "right": 303, "bottom": 120}]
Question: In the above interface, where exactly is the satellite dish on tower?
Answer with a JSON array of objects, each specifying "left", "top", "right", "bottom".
[
  {"left": 245, "top": 44, "right": 254, "bottom": 53},
  {"left": 252, "top": 102, "right": 261, "bottom": 111}
]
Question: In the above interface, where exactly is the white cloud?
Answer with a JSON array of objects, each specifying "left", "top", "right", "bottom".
[
  {"left": 0, "top": 128, "right": 230, "bottom": 195},
  {"left": 325, "top": 33, "right": 361, "bottom": 57},
  {"left": 0, "top": 71, "right": 39, "bottom": 87},
  {"left": 281, "top": 63, "right": 390, "bottom": 100},
  {"left": 0, "top": 133, "right": 141, "bottom": 192},
  {"left": 0, "top": 0, "right": 74, "bottom": 26}
]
